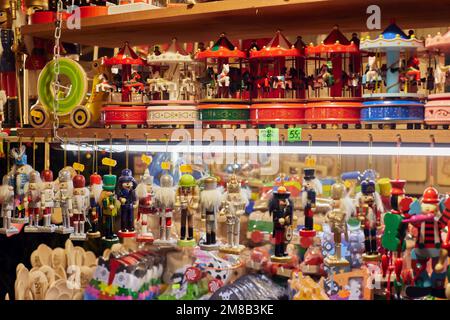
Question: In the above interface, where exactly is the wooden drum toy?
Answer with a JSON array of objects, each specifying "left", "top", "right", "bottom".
[
  {"left": 197, "top": 103, "right": 250, "bottom": 128},
  {"left": 305, "top": 98, "right": 361, "bottom": 129}
]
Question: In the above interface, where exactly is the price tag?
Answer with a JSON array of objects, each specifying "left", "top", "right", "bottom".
[
  {"left": 141, "top": 154, "right": 152, "bottom": 166},
  {"left": 258, "top": 127, "right": 279, "bottom": 142},
  {"left": 72, "top": 162, "right": 85, "bottom": 172},
  {"left": 102, "top": 157, "right": 117, "bottom": 167},
  {"left": 161, "top": 161, "right": 171, "bottom": 170},
  {"left": 180, "top": 164, "right": 192, "bottom": 173},
  {"left": 287, "top": 128, "right": 302, "bottom": 142},
  {"left": 305, "top": 156, "right": 316, "bottom": 167}
]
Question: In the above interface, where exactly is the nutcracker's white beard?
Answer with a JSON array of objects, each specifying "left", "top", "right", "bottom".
[
  {"left": 200, "top": 189, "right": 222, "bottom": 211},
  {"left": 0, "top": 185, "right": 10, "bottom": 203},
  {"left": 29, "top": 189, "right": 40, "bottom": 202},
  {"left": 155, "top": 187, "right": 175, "bottom": 208},
  {"left": 135, "top": 182, "right": 149, "bottom": 199},
  {"left": 90, "top": 184, "right": 103, "bottom": 203}
]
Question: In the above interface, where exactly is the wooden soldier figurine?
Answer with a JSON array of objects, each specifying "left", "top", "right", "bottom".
[
  {"left": 55, "top": 169, "right": 74, "bottom": 234},
  {"left": 100, "top": 174, "right": 120, "bottom": 243},
  {"left": 40, "top": 169, "right": 56, "bottom": 232},
  {"left": 199, "top": 176, "right": 222, "bottom": 250},
  {"left": 153, "top": 172, "right": 177, "bottom": 246},
  {"left": 24, "top": 170, "right": 43, "bottom": 232},
  {"left": 87, "top": 173, "right": 102, "bottom": 238},
  {"left": 175, "top": 173, "right": 199, "bottom": 247},
  {"left": 0, "top": 173, "right": 18, "bottom": 235}
]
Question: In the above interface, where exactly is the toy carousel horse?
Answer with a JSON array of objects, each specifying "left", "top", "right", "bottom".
[
  {"left": 217, "top": 63, "right": 230, "bottom": 98},
  {"left": 197, "top": 67, "right": 216, "bottom": 99},
  {"left": 178, "top": 71, "right": 196, "bottom": 100},
  {"left": 96, "top": 74, "right": 116, "bottom": 92},
  {"left": 435, "top": 64, "right": 450, "bottom": 93},
  {"left": 314, "top": 64, "right": 333, "bottom": 89},
  {"left": 405, "top": 56, "right": 421, "bottom": 82},
  {"left": 364, "top": 55, "right": 382, "bottom": 86},
  {"left": 147, "top": 71, "right": 177, "bottom": 100}
]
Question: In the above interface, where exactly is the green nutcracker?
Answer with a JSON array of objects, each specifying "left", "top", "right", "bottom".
[{"left": 100, "top": 174, "right": 120, "bottom": 242}]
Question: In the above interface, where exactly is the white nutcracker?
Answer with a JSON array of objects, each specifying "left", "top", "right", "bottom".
[
  {"left": 24, "top": 170, "right": 43, "bottom": 232},
  {"left": 40, "top": 169, "right": 56, "bottom": 232},
  {"left": 0, "top": 174, "right": 19, "bottom": 235},
  {"left": 11, "top": 146, "right": 33, "bottom": 223},
  {"left": 55, "top": 169, "right": 74, "bottom": 234},
  {"left": 135, "top": 169, "right": 156, "bottom": 242},
  {"left": 70, "top": 174, "right": 90, "bottom": 241},
  {"left": 219, "top": 174, "right": 248, "bottom": 254},
  {"left": 153, "top": 173, "right": 177, "bottom": 246}
]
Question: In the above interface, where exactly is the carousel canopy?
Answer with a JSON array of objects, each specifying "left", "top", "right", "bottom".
[
  {"left": 104, "top": 42, "right": 147, "bottom": 66},
  {"left": 306, "top": 26, "right": 359, "bottom": 55},
  {"left": 249, "top": 31, "right": 302, "bottom": 59},
  {"left": 360, "top": 21, "right": 423, "bottom": 51},
  {"left": 195, "top": 33, "right": 246, "bottom": 59},
  {"left": 147, "top": 38, "right": 193, "bottom": 63},
  {"left": 426, "top": 28, "right": 450, "bottom": 52}
]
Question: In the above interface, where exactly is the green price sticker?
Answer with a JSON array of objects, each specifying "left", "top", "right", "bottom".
[
  {"left": 287, "top": 128, "right": 302, "bottom": 142},
  {"left": 258, "top": 127, "right": 279, "bottom": 142}
]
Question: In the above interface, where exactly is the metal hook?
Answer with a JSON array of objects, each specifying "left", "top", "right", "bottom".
[
  {"left": 308, "top": 134, "right": 312, "bottom": 147},
  {"left": 430, "top": 134, "right": 435, "bottom": 147}
]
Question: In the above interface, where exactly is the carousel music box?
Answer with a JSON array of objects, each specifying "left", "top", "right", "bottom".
[
  {"left": 305, "top": 26, "right": 362, "bottom": 129},
  {"left": 249, "top": 31, "right": 306, "bottom": 128},
  {"left": 101, "top": 42, "right": 148, "bottom": 128},
  {"left": 146, "top": 38, "right": 198, "bottom": 128},
  {"left": 360, "top": 21, "right": 425, "bottom": 129},
  {"left": 195, "top": 33, "right": 250, "bottom": 128},
  {"left": 424, "top": 28, "right": 450, "bottom": 128}
]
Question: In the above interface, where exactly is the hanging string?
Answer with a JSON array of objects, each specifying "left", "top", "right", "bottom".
[
  {"left": 109, "top": 134, "right": 113, "bottom": 175},
  {"left": 6, "top": 141, "right": 10, "bottom": 173},
  {"left": 63, "top": 135, "right": 67, "bottom": 167},
  {"left": 368, "top": 134, "right": 373, "bottom": 169},
  {"left": 32, "top": 136, "right": 36, "bottom": 169},
  {"left": 125, "top": 134, "right": 129, "bottom": 169},
  {"left": 92, "top": 138, "right": 96, "bottom": 175},
  {"left": 337, "top": 134, "right": 342, "bottom": 178},
  {"left": 77, "top": 136, "right": 81, "bottom": 165},
  {"left": 396, "top": 135, "right": 401, "bottom": 180},
  {"left": 429, "top": 135, "right": 435, "bottom": 186}
]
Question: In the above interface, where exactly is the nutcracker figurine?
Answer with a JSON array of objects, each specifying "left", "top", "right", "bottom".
[
  {"left": 269, "top": 186, "right": 295, "bottom": 262},
  {"left": 55, "top": 169, "right": 74, "bottom": 234},
  {"left": 324, "top": 182, "right": 350, "bottom": 267},
  {"left": 100, "top": 174, "right": 120, "bottom": 242},
  {"left": 153, "top": 172, "right": 177, "bottom": 246},
  {"left": 70, "top": 174, "right": 90, "bottom": 241},
  {"left": 0, "top": 173, "right": 18, "bottom": 235},
  {"left": 40, "top": 169, "right": 56, "bottom": 232},
  {"left": 175, "top": 173, "right": 199, "bottom": 246},
  {"left": 199, "top": 176, "right": 222, "bottom": 250},
  {"left": 135, "top": 169, "right": 156, "bottom": 242},
  {"left": 219, "top": 174, "right": 248, "bottom": 254},
  {"left": 24, "top": 170, "right": 43, "bottom": 232},
  {"left": 356, "top": 178, "right": 383, "bottom": 261},
  {"left": 300, "top": 168, "right": 318, "bottom": 237},
  {"left": 11, "top": 146, "right": 32, "bottom": 223},
  {"left": 87, "top": 173, "right": 102, "bottom": 238},
  {"left": 117, "top": 169, "right": 138, "bottom": 238}
]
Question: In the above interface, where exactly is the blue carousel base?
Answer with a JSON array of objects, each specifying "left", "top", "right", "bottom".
[{"left": 361, "top": 99, "right": 424, "bottom": 123}]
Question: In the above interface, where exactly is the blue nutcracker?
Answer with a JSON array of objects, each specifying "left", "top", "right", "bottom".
[{"left": 118, "top": 169, "right": 138, "bottom": 238}]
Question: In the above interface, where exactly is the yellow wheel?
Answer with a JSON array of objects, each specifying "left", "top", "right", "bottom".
[
  {"left": 70, "top": 106, "right": 91, "bottom": 129},
  {"left": 29, "top": 105, "right": 50, "bottom": 128}
]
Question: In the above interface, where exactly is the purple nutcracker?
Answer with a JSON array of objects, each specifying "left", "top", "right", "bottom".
[{"left": 118, "top": 169, "right": 138, "bottom": 237}]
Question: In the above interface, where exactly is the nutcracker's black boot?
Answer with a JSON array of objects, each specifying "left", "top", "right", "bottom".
[
  {"left": 206, "top": 232, "right": 211, "bottom": 245},
  {"left": 364, "top": 239, "right": 371, "bottom": 253},
  {"left": 181, "top": 226, "right": 186, "bottom": 240},
  {"left": 211, "top": 231, "right": 216, "bottom": 245},
  {"left": 282, "top": 244, "right": 288, "bottom": 256},
  {"left": 188, "top": 227, "right": 194, "bottom": 240},
  {"left": 370, "top": 239, "right": 377, "bottom": 255}
]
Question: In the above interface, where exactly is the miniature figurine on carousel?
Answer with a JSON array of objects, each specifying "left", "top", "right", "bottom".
[
  {"left": 100, "top": 174, "right": 120, "bottom": 243},
  {"left": 356, "top": 178, "right": 384, "bottom": 261},
  {"left": 40, "top": 169, "right": 56, "bottom": 232},
  {"left": 24, "top": 170, "right": 43, "bottom": 232},
  {"left": 87, "top": 173, "right": 103, "bottom": 238},
  {"left": 219, "top": 174, "right": 248, "bottom": 254},
  {"left": 324, "top": 182, "right": 350, "bottom": 267},
  {"left": 135, "top": 169, "right": 156, "bottom": 243},
  {"left": 0, "top": 173, "right": 18, "bottom": 235},
  {"left": 269, "top": 186, "right": 296, "bottom": 262},
  {"left": 153, "top": 172, "right": 177, "bottom": 246},
  {"left": 117, "top": 169, "right": 138, "bottom": 238},
  {"left": 175, "top": 173, "right": 199, "bottom": 247},
  {"left": 55, "top": 169, "right": 74, "bottom": 234},
  {"left": 199, "top": 176, "right": 222, "bottom": 250},
  {"left": 70, "top": 174, "right": 90, "bottom": 241}
]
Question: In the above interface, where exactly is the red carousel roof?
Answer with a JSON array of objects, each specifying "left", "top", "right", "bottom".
[
  {"left": 195, "top": 34, "right": 246, "bottom": 59},
  {"left": 306, "top": 26, "right": 359, "bottom": 55},
  {"left": 104, "top": 42, "right": 147, "bottom": 66},
  {"left": 163, "top": 37, "right": 189, "bottom": 55},
  {"left": 250, "top": 31, "right": 302, "bottom": 59}
]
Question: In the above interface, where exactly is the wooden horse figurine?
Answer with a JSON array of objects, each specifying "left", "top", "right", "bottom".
[{"left": 216, "top": 63, "right": 230, "bottom": 98}]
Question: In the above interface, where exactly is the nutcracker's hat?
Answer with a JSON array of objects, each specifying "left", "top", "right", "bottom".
[
  {"left": 41, "top": 169, "right": 53, "bottom": 182},
  {"left": 390, "top": 179, "right": 406, "bottom": 196},
  {"left": 102, "top": 174, "right": 117, "bottom": 192},
  {"left": 361, "top": 178, "right": 376, "bottom": 195},
  {"left": 90, "top": 173, "right": 102, "bottom": 186},
  {"left": 274, "top": 186, "right": 291, "bottom": 199},
  {"left": 119, "top": 169, "right": 137, "bottom": 188},
  {"left": 58, "top": 169, "right": 71, "bottom": 183},
  {"left": 141, "top": 169, "right": 153, "bottom": 185},
  {"left": 303, "top": 168, "right": 315, "bottom": 180},
  {"left": 422, "top": 186, "right": 439, "bottom": 204},
  {"left": 73, "top": 174, "right": 86, "bottom": 189}
]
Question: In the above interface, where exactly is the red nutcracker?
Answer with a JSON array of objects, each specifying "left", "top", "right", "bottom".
[
  {"left": 40, "top": 169, "right": 56, "bottom": 232},
  {"left": 24, "top": 170, "right": 42, "bottom": 232},
  {"left": 135, "top": 169, "right": 156, "bottom": 242},
  {"left": 70, "top": 174, "right": 90, "bottom": 241}
]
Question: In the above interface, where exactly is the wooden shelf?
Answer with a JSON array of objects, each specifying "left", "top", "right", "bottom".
[
  {"left": 13, "top": 127, "right": 450, "bottom": 144},
  {"left": 21, "top": 0, "right": 450, "bottom": 48}
]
